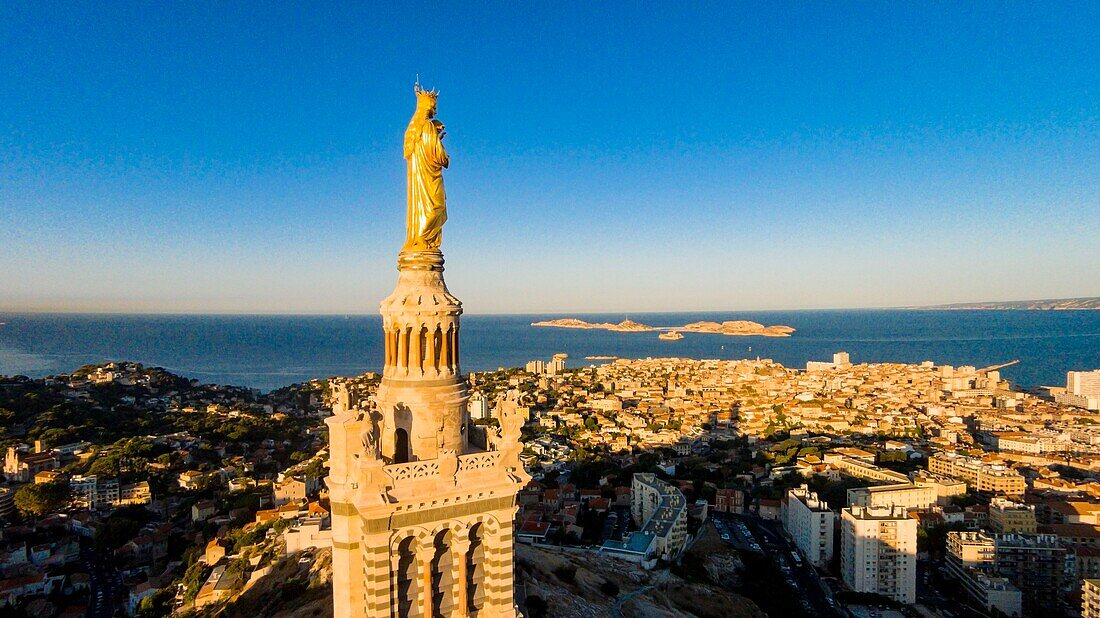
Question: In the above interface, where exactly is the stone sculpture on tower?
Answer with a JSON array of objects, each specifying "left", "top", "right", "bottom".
[{"left": 326, "top": 85, "right": 528, "bottom": 618}]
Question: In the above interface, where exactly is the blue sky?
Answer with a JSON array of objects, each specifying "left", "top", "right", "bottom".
[{"left": 1, "top": 3, "right": 1098, "bottom": 314}]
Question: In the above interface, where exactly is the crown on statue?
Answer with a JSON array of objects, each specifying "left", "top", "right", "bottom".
[{"left": 414, "top": 82, "right": 439, "bottom": 107}]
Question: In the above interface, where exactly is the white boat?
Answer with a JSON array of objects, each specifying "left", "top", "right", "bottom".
[{"left": 658, "top": 330, "right": 684, "bottom": 341}]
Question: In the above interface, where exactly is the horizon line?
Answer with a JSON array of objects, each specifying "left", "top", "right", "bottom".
[{"left": 3, "top": 301, "right": 1099, "bottom": 318}]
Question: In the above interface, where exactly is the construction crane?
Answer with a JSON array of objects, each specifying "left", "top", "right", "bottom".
[{"left": 977, "top": 360, "right": 1019, "bottom": 373}]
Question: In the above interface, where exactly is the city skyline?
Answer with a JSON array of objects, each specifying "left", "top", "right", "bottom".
[{"left": 2, "top": 4, "right": 1099, "bottom": 314}]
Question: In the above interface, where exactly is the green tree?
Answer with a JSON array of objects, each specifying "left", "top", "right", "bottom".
[
  {"left": 88, "top": 454, "right": 122, "bottom": 477},
  {"left": 301, "top": 458, "right": 325, "bottom": 479},
  {"left": 181, "top": 560, "right": 211, "bottom": 602},
  {"left": 135, "top": 588, "right": 174, "bottom": 618},
  {"left": 14, "top": 481, "right": 69, "bottom": 516}
]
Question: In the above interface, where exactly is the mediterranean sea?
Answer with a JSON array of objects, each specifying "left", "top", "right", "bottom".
[{"left": 0, "top": 311, "right": 1096, "bottom": 392}]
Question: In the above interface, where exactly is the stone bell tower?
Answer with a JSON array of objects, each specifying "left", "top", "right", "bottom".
[
  {"left": 326, "top": 87, "right": 528, "bottom": 618},
  {"left": 374, "top": 250, "right": 467, "bottom": 464}
]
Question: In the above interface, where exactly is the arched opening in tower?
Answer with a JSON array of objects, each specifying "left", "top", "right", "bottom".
[
  {"left": 395, "top": 536, "right": 419, "bottom": 617},
  {"left": 466, "top": 523, "right": 486, "bottom": 614},
  {"left": 431, "top": 325, "right": 442, "bottom": 372},
  {"left": 394, "top": 428, "right": 410, "bottom": 464},
  {"left": 430, "top": 529, "right": 454, "bottom": 615}
]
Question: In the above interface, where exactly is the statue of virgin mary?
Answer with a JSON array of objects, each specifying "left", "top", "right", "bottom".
[{"left": 403, "top": 84, "right": 449, "bottom": 251}]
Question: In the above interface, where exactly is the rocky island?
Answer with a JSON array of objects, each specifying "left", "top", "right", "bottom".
[
  {"left": 531, "top": 318, "right": 795, "bottom": 337},
  {"left": 530, "top": 318, "right": 654, "bottom": 332},
  {"left": 682, "top": 320, "right": 796, "bottom": 337}
]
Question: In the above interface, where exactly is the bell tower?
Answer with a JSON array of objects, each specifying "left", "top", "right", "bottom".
[
  {"left": 374, "top": 250, "right": 467, "bottom": 464},
  {"left": 326, "top": 87, "right": 528, "bottom": 618}
]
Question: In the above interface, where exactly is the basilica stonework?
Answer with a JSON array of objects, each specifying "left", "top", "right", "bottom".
[{"left": 326, "top": 87, "right": 527, "bottom": 617}]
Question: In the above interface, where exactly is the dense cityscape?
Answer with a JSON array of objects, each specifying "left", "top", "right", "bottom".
[
  {"left": 4, "top": 5, "right": 1098, "bottom": 618},
  {"left": 2, "top": 354, "right": 1099, "bottom": 617}
]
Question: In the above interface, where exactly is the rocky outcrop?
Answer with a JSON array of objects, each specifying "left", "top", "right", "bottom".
[
  {"left": 532, "top": 318, "right": 795, "bottom": 337},
  {"left": 680, "top": 320, "right": 795, "bottom": 337},
  {"left": 531, "top": 318, "right": 655, "bottom": 331},
  {"left": 515, "top": 544, "right": 765, "bottom": 618}
]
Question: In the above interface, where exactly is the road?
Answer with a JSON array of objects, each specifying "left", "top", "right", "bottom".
[
  {"left": 915, "top": 559, "right": 990, "bottom": 618},
  {"left": 714, "top": 513, "right": 844, "bottom": 618},
  {"left": 81, "top": 538, "right": 122, "bottom": 618},
  {"left": 756, "top": 515, "right": 844, "bottom": 617}
]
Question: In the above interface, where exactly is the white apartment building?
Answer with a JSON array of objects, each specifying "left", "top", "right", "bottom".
[
  {"left": 1069, "top": 370, "right": 1100, "bottom": 395},
  {"left": 841, "top": 505, "right": 917, "bottom": 604},
  {"left": 631, "top": 473, "right": 688, "bottom": 560},
  {"left": 468, "top": 392, "right": 489, "bottom": 420},
  {"left": 806, "top": 351, "right": 852, "bottom": 372},
  {"left": 783, "top": 486, "right": 835, "bottom": 568},
  {"left": 1057, "top": 370, "right": 1100, "bottom": 411},
  {"left": 848, "top": 483, "right": 937, "bottom": 511},
  {"left": 69, "top": 475, "right": 120, "bottom": 510},
  {"left": 993, "top": 431, "right": 1071, "bottom": 455},
  {"left": 547, "top": 354, "right": 567, "bottom": 376}
]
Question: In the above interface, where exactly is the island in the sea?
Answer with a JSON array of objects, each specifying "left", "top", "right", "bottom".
[{"left": 532, "top": 318, "right": 796, "bottom": 337}]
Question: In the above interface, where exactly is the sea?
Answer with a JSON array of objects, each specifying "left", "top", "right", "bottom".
[{"left": 0, "top": 311, "right": 1097, "bottom": 392}]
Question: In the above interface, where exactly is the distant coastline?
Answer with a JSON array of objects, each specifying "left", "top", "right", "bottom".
[
  {"left": 531, "top": 318, "right": 795, "bottom": 337},
  {"left": 915, "top": 297, "right": 1100, "bottom": 311}
]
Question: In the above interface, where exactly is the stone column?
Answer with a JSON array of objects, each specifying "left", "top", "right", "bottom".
[
  {"left": 418, "top": 540, "right": 435, "bottom": 618},
  {"left": 452, "top": 326, "right": 460, "bottom": 369},
  {"left": 397, "top": 325, "right": 408, "bottom": 372},
  {"left": 329, "top": 505, "right": 365, "bottom": 618},
  {"left": 481, "top": 518, "right": 518, "bottom": 617},
  {"left": 358, "top": 535, "right": 390, "bottom": 618},
  {"left": 426, "top": 326, "right": 437, "bottom": 374},
  {"left": 410, "top": 324, "right": 422, "bottom": 374},
  {"left": 450, "top": 530, "right": 472, "bottom": 617},
  {"left": 448, "top": 325, "right": 457, "bottom": 367},
  {"left": 389, "top": 552, "right": 403, "bottom": 617}
]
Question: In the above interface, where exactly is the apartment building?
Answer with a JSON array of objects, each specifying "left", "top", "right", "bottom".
[
  {"left": 840, "top": 505, "right": 917, "bottom": 604},
  {"left": 1084, "top": 579, "right": 1100, "bottom": 618},
  {"left": 848, "top": 483, "right": 937, "bottom": 511},
  {"left": 945, "top": 531, "right": 1022, "bottom": 616},
  {"left": 928, "top": 453, "right": 1026, "bottom": 496},
  {"left": 631, "top": 473, "right": 688, "bottom": 560},
  {"left": 947, "top": 530, "right": 1072, "bottom": 616},
  {"left": 783, "top": 486, "right": 835, "bottom": 568},
  {"left": 69, "top": 475, "right": 120, "bottom": 510},
  {"left": 1057, "top": 371, "right": 1100, "bottom": 411},
  {"left": 823, "top": 453, "right": 910, "bottom": 484},
  {"left": 989, "top": 498, "right": 1037, "bottom": 534}
]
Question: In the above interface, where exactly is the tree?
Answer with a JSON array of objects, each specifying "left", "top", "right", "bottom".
[
  {"left": 181, "top": 560, "right": 211, "bottom": 602},
  {"left": 877, "top": 450, "right": 907, "bottom": 464},
  {"left": 301, "top": 458, "right": 325, "bottom": 479},
  {"left": 135, "top": 588, "right": 174, "bottom": 618},
  {"left": 88, "top": 454, "right": 122, "bottom": 477},
  {"left": 14, "top": 481, "right": 69, "bottom": 517}
]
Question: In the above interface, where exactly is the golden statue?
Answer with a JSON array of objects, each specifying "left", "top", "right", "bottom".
[{"left": 403, "top": 84, "right": 449, "bottom": 251}]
